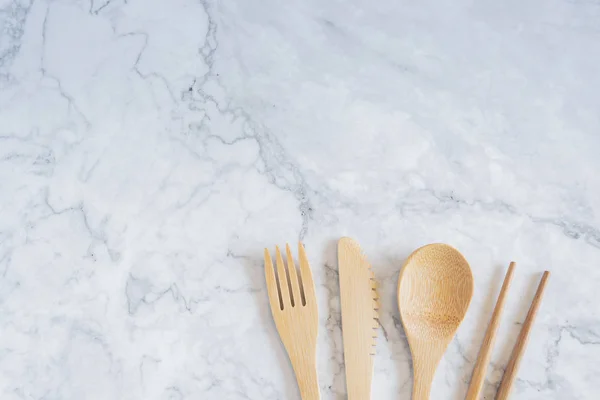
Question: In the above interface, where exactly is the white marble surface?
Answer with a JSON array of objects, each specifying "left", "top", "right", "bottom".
[{"left": 1, "top": 0, "right": 599, "bottom": 398}]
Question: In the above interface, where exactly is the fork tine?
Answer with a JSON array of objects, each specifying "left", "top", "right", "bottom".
[
  {"left": 298, "top": 242, "right": 316, "bottom": 304},
  {"left": 264, "top": 248, "right": 282, "bottom": 311},
  {"left": 286, "top": 243, "right": 301, "bottom": 307},
  {"left": 275, "top": 246, "right": 291, "bottom": 308}
]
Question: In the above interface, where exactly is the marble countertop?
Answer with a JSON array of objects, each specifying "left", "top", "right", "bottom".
[{"left": 1, "top": 0, "right": 599, "bottom": 399}]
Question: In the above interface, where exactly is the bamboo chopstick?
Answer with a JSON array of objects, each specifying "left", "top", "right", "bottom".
[
  {"left": 495, "top": 271, "right": 550, "bottom": 400},
  {"left": 465, "top": 262, "right": 516, "bottom": 400}
]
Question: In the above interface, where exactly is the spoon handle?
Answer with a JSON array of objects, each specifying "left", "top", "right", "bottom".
[
  {"left": 410, "top": 341, "right": 445, "bottom": 400},
  {"left": 412, "top": 361, "right": 435, "bottom": 400},
  {"left": 496, "top": 271, "right": 550, "bottom": 400}
]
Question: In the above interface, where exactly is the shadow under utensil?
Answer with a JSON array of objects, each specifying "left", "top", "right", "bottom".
[
  {"left": 240, "top": 250, "right": 299, "bottom": 400},
  {"left": 321, "top": 238, "right": 346, "bottom": 400},
  {"left": 451, "top": 264, "right": 507, "bottom": 400}
]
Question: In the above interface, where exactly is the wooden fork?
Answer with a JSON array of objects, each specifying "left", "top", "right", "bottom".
[{"left": 264, "top": 243, "right": 320, "bottom": 400}]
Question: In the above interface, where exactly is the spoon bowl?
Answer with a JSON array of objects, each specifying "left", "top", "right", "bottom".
[{"left": 398, "top": 243, "right": 473, "bottom": 399}]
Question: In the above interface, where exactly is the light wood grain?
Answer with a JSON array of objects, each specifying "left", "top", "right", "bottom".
[
  {"left": 265, "top": 243, "right": 320, "bottom": 400},
  {"left": 465, "top": 262, "right": 516, "bottom": 400},
  {"left": 397, "top": 243, "right": 474, "bottom": 400},
  {"left": 496, "top": 271, "right": 550, "bottom": 400},
  {"left": 338, "top": 237, "right": 379, "bottom": 400}
]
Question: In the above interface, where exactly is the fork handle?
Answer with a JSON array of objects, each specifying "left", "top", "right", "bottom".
[{"left": 291, "top": 358, "right": 320, "bottom": 400}]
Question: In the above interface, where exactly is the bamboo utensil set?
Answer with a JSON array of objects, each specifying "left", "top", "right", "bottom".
[{"left": 264, "top": 239, "right": 549, "bottom": 399}]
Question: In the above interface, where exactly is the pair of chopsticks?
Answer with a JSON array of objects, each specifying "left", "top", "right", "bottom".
[{"left": 466, "top": 262, "right": 550, "bottom": 400}]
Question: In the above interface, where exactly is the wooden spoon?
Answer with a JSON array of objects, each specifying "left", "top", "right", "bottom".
[{"left": 397, "top": 243, "right": 474, "bottom": 399}]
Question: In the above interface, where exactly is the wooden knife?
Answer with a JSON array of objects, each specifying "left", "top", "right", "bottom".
[{"left": 338, "top": 237, "right": 379, "bottom": 400}]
